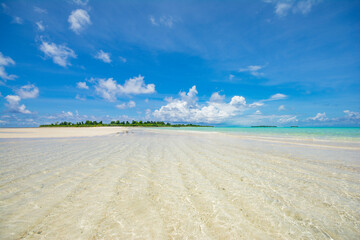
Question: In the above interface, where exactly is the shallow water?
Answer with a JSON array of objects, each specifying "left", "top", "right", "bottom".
[
  {"left": 159, "top": 127, "right": 360, "bottom": 141},
  {"left": 0, "top": 129, "right": 359, "bottom": 239}
]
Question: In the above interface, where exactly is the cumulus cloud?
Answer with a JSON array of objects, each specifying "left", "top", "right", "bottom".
[
  {"left": 68, "top": 9, "right": 91, "bottom": 34},
  {"left": 116, "top": 100, "right": 136, "bottom": 109},
  {"left": 230, "top": 96, "right": 246, "bottom": 106},
  {"left": 239, "top": 65, "right": 264, "bottom": 76},
  {"left": 344, "top": 110, "right": 360, "bottom": 120},
  {"left": 16, "top": 84, "right": 39, "bottom": 99},
  {"left": 0, "top": 52, "right": 17, "bottom": 81},
  {"left": 128, "top": 100, "right": 136, "bottom": 108},
  {"left": 5, "top": 95, "right": 31, "bottom": 114},
  {"left": 308, "top": 112, "right": 328, "bottom": 121},
  {"left": 153, "top": 86, "right": 249, "bottom": 123},
  {"left": 94, "top": 75, "right": 155, "bottom": 102},
  {"left": 265, "top": 0, "right": 321, "bottom": 17},
  {"left": 95, "top": 50, "right": 111, "bottom": 63},
  {"left": 39, "top": 41, "right": 76, "bottom": 67},
  {"left": 210, "top": 92, "right": 225, "bottom": 102},
  {"left": 278, "top": 105, "right": 285, "bottom": 111},
  {"left": 95, "top": 78, "right": 118, "bottom": 101},
  {"left": 150, "top": 15, "right": 177, "bottom": 28},
  {"left": 76, "top": 81, "right": 88, "bottom": 89}
]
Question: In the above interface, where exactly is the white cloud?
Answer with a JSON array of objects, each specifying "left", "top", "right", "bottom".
[
  {"left": 153, "top": 86, "right": 249, "bottom": 123},
  {"left": 119, "top": 56, "right": 127, "bottom": 63},
  {"left": 36, "top": 21, "right": 45, "bottom": 31},
  {"left": 249, "top": 102, "right": 264, "bottom": 108},
  {"left": 12, "top": 16, "right": 23, "bottom": 24},
  {"left": 269, "top": 93, "right": 287, "bottom": 101},
  {"left": 16, "top": 84, "right": 39, "bottom": 99},
  {"left": 60, "top": 111, "right": 73, "bottom": 117},
  {"left": 294, "top": 0, "right": 318, "bottom": 14},
  {"left": 210, "top": 92, "right": 225, "bottom": 102},
  {"left": 150, "top": 15, "right": 177, "bottom": 28},
  {"left": 118, "top": 75, "right": 155, "bottom": 95},
  {"left": 275, "top": 3, "right": 292, "bottom": 16},
  {"left": 95, "top": 78, "right": 118, "bottom": 101},
  {"left": 308, "top": 112, "right": 328, "bottom": 121},
  {"left": 278, "top": 115, "right": 297, "bottom": 123},
  {"left": 75, "top": 94, "right": 86, "bottom": 100},
  {"left": 149, "top": 16, "right": 158, "bottom": 26},
  {"left": 239, "top": 65, "right": 264, "bottom": 76},
  {"left": 278, "top": 105, "right": 286, "bottom": 111},
  {"left": 116, "top": 100, "right": 136, "bottom": 109},
  {"left": 0, "top": 66, "right": 16, "bottom": 81},
  {"left": 0, "top": 52, "right": 15, "bottom": 66},
  {"left": 76, "top": 81, "right": 89, "bottom": 89},
  {"left": 39, "top": 41, "right": 76, "bottom": 67},
  {"left": 265, "top": 0, "right": 321, "bottom": 17},
  {"left": 254, "top": 110, "right": 262, "bottom": 115},
  {"left": 344, "top": 110, "right": 360, "bottom": 120},
  {"left": 0, "top": 52, "right": 17, "bottom": 81},
  {"left": 230, "top": 96, "right": 246, "bottom": 105},
  {"left": 160, "top": 16, "right": 175, "bottom": 28},
  {"left": 128, "top": 100, "right": 136, "bottom": 108},
  {"left": 95, "top": 50, "right": 111, "bottom": 63},
  {"left": 72, "top": 0, "right": 89, "bottom": 6},
  {"left": 68, "top": 9, "right": 91, "bottom": 34},
  {"left": 248, "top": 93, "right": 287, "bottom": 108},
  {"left": 34, "top": 6, "right": 47, "bottom": 14},
  {"left": 5, "top": 95, "right": 31, "bottom": 114},
  {"left": 94, "top": 75, "right": 155, "bottom": 102}
]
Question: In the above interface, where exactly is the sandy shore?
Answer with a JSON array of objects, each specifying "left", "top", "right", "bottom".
[
  {"left": 0, "top": 128, "right": 359, "bottom": 239},
  {"left": 0, "top": 127, "right": 129, "bottom": 138}
]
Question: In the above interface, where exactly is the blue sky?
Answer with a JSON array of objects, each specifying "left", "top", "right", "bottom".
[{"left": 0, "top": 0, "right": 359, "bottom": 127}]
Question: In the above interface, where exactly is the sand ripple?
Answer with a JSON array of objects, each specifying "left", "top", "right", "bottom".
[{"left": 0, "top": 129, "right": 359, "bottom": 239}]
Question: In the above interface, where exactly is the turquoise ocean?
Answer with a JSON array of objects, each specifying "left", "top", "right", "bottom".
[{"left": 159, "top": 127, "right": 360, "bottom": 141}]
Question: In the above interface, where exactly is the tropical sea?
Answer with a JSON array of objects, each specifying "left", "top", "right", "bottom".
[{"left": 158, "top": 127, "right": 360, "bottom": 141}]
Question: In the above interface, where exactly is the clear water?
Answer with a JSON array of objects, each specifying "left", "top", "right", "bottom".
[{"left": 158, "top": 127, "right": 360, "bottom": 141}]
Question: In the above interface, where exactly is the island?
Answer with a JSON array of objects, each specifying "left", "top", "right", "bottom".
[
  {"left": 40, "top": 120, "right": 213, "bottom": 128},
  {"left": 251, "top": 126, "right": 277, "bottom": 128}
]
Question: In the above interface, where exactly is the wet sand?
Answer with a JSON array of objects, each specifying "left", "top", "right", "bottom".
[{"left": 0, "top": 128, "right": 359, "bottom": 239}]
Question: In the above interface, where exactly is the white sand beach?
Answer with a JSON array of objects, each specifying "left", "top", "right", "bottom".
[{"left": 0, "top": 127, "right": 359, "bottom": 239}]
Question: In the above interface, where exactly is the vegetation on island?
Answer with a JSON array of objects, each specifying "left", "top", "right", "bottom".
[
  {"left": 251, "top": 125, "right": 277, "bottom": 128},
  {"left": 39, "top": 120, "right": 212, "bottom": 128}
]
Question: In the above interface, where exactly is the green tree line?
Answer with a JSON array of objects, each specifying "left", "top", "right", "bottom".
[{"left": 39, "top": 120, "right": 212, "bottom": 127}]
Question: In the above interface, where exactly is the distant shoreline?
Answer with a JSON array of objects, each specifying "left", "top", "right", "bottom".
[{"left": 39, "top": 120, "right": 213, "bottom": 128}]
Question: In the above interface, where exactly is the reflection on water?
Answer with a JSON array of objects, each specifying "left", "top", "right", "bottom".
[{"left": 0, "top": 129, "right": 359, "bottom": 239}]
